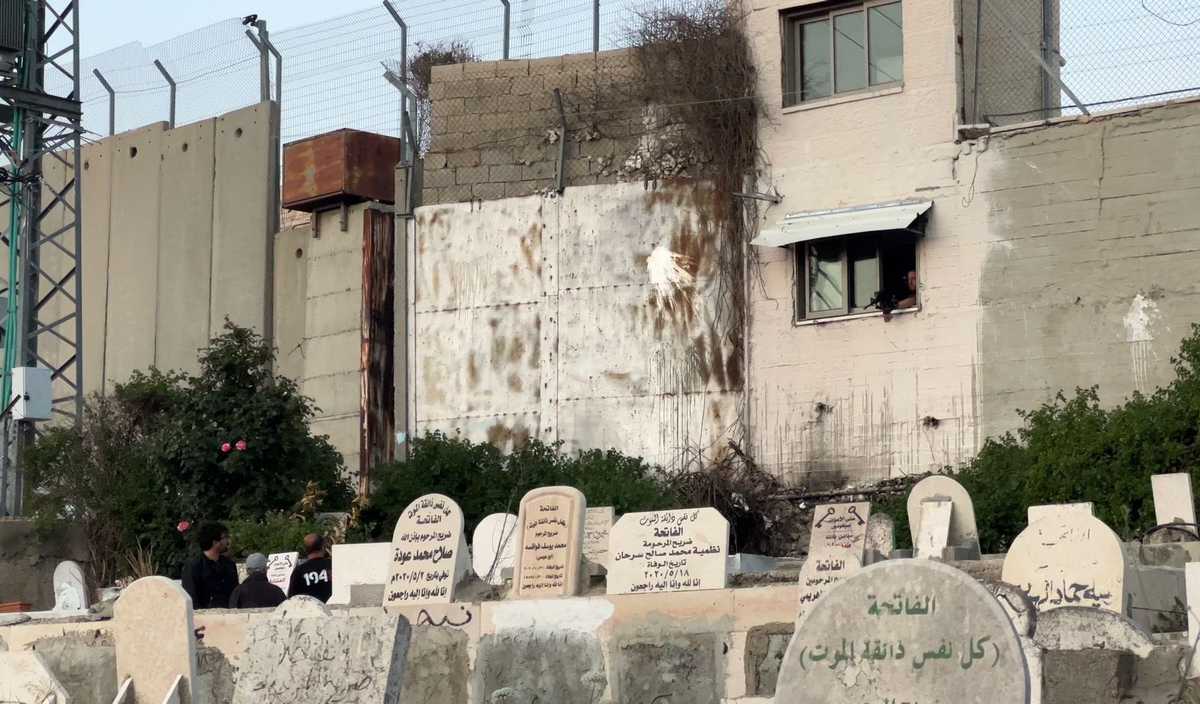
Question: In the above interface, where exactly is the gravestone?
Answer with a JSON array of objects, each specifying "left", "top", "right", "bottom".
[
  {"left": 584, "top": 506, "right": 615, "bottom": 568},
  {"left": 1027, "top": 503, "right": 1093, "bottom": 525},
  {"left": 472, "top": 513, "right": 520, "bottom": 586},
  {"left": 864, "top": 513, "right": 895, "bottom": 563},
  {"left": 776, "top": 560, "right": 1030, "bottom": 703},
  {"left": 1001, "top": 512, "right": 1126, "bottom": 614},
  {"left": 512, "top": 486, "right": 587, "bottom": 598},
  {"left": 276, "top": 595, "right": 331, "bottom": 619},
  {"left": 329, "top": 542, "right": 391, "bottom": 605},
  {"left": 914, "top": 498, "right": 953, "bottom": 559},
  {"left": 798, "top": 554, "right": 863, "bottom": 616},
  {"left": 809, "top": 502, "right": 871, "bottom": 559},
  {"left": 1152, "top": 473, "right": 1197, "bottom": 531},
  {"left": 0, "top": 652, "right": 69, "bottom": 703},
  {"left": 907, "top": 475, "right": 981, "bottom": 557},
  {"left": 232, "top": 605, "right": 411, "bottom": 703},
  {"left": 797, "top": 503, "right": 871, "bottom": 615},
  {"left": 607, "top": 507, "right": 729, "bottom": 595},
  {"left": 114, "top": 576, "right": 198, "bottom": 704},
  {"left": 266, "top": 552, "right": 298, "bottom": 593},
  {"left": 52, "top": 559, "right": 88, "bottom": 612},
  {"left": 384, "top": 493, "right": 469, "bottom": 605}
]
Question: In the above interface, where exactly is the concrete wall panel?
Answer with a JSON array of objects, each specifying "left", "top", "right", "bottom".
[
  {"left": 273, "top": 227, "right": 309, "bottom": 383},
  {"left": 155, "top": 118, "right": 216, "bottom": 373},
  {"left": 104, "top": 122, "right": 167, "bottom": 387},
  {"left": 80, "top": 141, "right": 113, "bottom": 395},
  {"left": 211, "top": 102, "right": 274, "bottom": 335}
]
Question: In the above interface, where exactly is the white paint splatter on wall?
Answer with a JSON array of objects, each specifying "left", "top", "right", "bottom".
[
  {"left": 646, "top": 245, "right": 693, "bottom": 308},
  {"left": 1124, "top": 293, "right": 1161, "bottom": 392}
]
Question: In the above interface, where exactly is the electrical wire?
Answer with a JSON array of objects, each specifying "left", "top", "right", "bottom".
[{"left": 1141, "top": 0, "right": 1200, "bottom": 26}]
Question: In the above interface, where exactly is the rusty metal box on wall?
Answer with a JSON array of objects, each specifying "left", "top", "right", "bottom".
[{"left": 282, "top": 129, "right": 401, "bottom": 212}]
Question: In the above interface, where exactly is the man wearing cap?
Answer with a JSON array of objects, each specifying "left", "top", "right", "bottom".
[{"left": 229, "top": 553, "right": 287, "bottom": 609}]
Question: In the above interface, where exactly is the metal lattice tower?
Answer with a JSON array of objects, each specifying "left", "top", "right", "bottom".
[{"left": 0, "top": 0, "right": 84, "bottom": 515}]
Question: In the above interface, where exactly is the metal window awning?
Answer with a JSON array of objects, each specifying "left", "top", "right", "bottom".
[{"left": 751, "top": 198, "right": 933, "bottom": 247}]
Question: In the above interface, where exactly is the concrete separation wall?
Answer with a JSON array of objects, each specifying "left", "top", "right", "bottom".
[
  {"left": 410, "top": 179, "right": 739, "bottom": 467},
  {"left": 80, "top": 102, "right": 277, "bottom": 394}
]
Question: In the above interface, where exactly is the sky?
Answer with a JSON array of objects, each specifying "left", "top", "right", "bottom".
[{"left": 80, "top": 0, "right": 378, "bottom": 57}]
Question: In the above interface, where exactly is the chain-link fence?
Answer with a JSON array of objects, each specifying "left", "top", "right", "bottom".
[
  {"left": 966, "top": 0, "right": 1200, "bottom": 125},
  {"left": 63, "top": 0, "right": 682, "bottom": 146}
]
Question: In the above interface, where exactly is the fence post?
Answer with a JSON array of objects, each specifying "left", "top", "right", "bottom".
[
  {"left": 593, "top": 0, "right": 600, "bottom": 54},
  {"left": 981, "top": 0, "right": 1088, "bottom": 116},
  {"left": 152, "top": 60, "right": 177, "bottom": 128},
  {"left": 383, "top": 1, "right": 410, "bottom": 159},
  {"left": 92, "top": 68, "right": 115, "bottom": 136},
  {"left": 500, "top": 0, "right": 511, "bottom": 60},
  {"left": 245, "top": 21, "right": 271, "bottom": 103}
]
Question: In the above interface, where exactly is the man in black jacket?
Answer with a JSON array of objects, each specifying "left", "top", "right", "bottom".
[
  {"left": 287, "top": 533, "right": 332, "bottom": 602},
  {"left": 229, "top": 553, "right": 286, "bottom": 609},
  {"left": 181, "top": 522, "right": 238, "bottom": 609}
]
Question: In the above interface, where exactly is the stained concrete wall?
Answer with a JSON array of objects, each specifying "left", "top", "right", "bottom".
[
  {"left": 410, "top": 180, "right": 739, "bottom": 466},
  {"left": 78, "top": 102, "right": 277, "bottom": 394},
  {"left": 0, "top": 519, "right": 88, "bottom": 610}
]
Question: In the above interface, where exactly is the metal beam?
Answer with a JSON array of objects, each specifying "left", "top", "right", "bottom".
[
  {"left": 91, "top": 68, "right": 114, "bottom": 135},
  {"left": 0, "top": 85, "right": 82, "bottom": 118},
  {"left": 152, "top": 59, "right": 176, "bottom": 128}
]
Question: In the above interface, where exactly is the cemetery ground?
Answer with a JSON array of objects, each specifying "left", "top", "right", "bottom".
[{"left": 8, "top": 329, "right": 1200, "bottom": 700}]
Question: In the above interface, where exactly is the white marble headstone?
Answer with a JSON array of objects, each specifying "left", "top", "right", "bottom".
[
  {"left": 1001, "top": 512, "right": 1127, "bottom": 614},
  {"left": 513, "top": 486, "right": 587, "bottom": 598},
  {"left": 114, "top": 576, "right": 198, "bottom": 704},
  {"left": 265, "top": 552, "right": 298, "bottom": 593},
  {"left": 607, "top": 507, "right": 729, "bottom": 595},
  {"left": 797, "top": 502, "right": 872, "bottom": 616},
  {"left": 328, "top": 542, "right": 391, "bottom": 605},
  {"left": 777, "top": 560, "right": 1030, "bottom": 704},
  {"left": 472, "top": 513, "right": 519, "bottom": 586},
  {"left": 584, "top": 506, "right": 615, "bottom": 568},
  {"left": 384, "top": 493, "right": 468, "bottom": 604},
  {"left": 907, "top": 474, "right": 980, "bottom": 556},
  {"left": 914, "top": 498, "right": 953, "bottom": 559},
  {"left": 52, "top": 559, "right": 88, "bottom": 612},
  {"left": 1152, "top": 473, "right": 1197, "bottom": 530},
  {"left": 0, "top": 651, "right": 69, "bottom": 703}
]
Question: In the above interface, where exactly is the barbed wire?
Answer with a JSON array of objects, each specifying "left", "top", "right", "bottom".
[{"left": 59, "top": 0, "right": 1200, "bottom": 142}]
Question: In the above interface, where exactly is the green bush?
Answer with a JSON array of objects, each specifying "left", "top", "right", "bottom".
[
  {"left": 225, "top": 512, "right": 328, "bottom": 559},
  {"left": 355, "top": 432, "right": 681, "bottom": 539},
  {"left": 881, "top": 323, "right": 1200, "bottom": 553},
  {"left": 25, "top": 322, "right": 352, "bottom": 582}
]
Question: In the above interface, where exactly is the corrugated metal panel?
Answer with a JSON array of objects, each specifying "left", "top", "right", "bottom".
[
  {"left": 751, "top": 199, "right": 933, "bottom": 247},
  {"left": 0, "top": 0, "right": 22, "bottom": 54}
]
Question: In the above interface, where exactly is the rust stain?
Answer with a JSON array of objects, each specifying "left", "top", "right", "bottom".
[
  {"left": 490, "top": 334, "right": 508, "bottom": 370},
  {"left": 467, "top": 353, "right": 479, "bottom": 388},
  {"left": 605, "top": 371, "right": 631, "bottom": 382},
  {"left": 692, "top": 334, "right": 712, "bottom": 386},
  {"left": 509, "top": 335, "right": 526, "bottom": 362},
  {"left": 530, "top": 316, "right": 541, "bottom": 369},
  {"left": 709, "top": 326, "right": 727, "bottom": 390},
  {"left": 507, "top": 372, "right": 524, "bottom": 392},
  {"left": 431, "top": 268, "right": 440, "bottom": 296},
  {"left": 486, "top": 422, "right": 531, "bottom": 450},
  {"left": 725, "top": 333, "right": 744, "bottom": 390}
]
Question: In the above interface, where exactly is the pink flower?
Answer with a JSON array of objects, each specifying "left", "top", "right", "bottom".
[
  {"left": 220, "top": 442, "right": 232, "bottom": 453},
  {"left": 177, "top": 520, "right": 191, "bottom": 533},
  {"left": 235, "top": 439, "right": 247, "bottom": 451}
]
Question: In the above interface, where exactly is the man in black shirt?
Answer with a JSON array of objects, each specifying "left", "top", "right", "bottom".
[
  {"left": 181, "top": 522, "right": 239, "bottom": 609},
  {"left": 287, "top": 533, "right": 332, "bottom": 602},
  {"left": 229, "top": 553, "right": 286, "bottom": 609}
]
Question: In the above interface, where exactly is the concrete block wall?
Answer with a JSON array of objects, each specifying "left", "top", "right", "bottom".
[{"left": 422, "top": 50, "right": 661, "bottom": 206}]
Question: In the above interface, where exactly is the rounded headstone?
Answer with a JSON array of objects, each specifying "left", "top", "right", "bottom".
[
  {"left": 52, "top": 560, "right": 88, "bottom": 611},
  {"left": 1000, "top": 512, "right": 1126, "bottom": 614},
  {"left": 776, "top": 560, "right": 1029, "bottom": 704},
  {"left": 906, "top": 475, "right": 980, "bottom": 553},
  {"left": 472, "top": 513, "right": 519, "bottom": 586},
  {"left": 384, "top": 493, "right": 468, "bottom": 604},
  {"left": 274, "top": 595, "right": 331, "bottom": 619}
]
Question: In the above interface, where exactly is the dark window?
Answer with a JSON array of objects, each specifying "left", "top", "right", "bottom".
[
  {"left": 783, "top": 1, "right": 904, "bottom": 106},
  {"left": 794, "top": 232, "right": 917, "bottom": 320}
]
